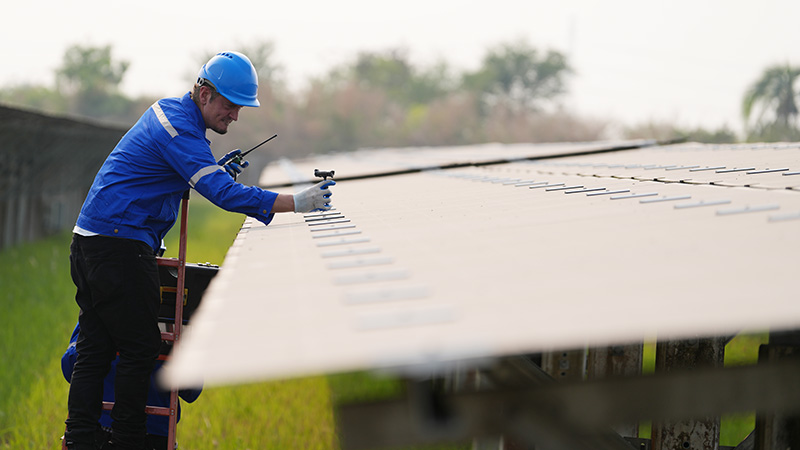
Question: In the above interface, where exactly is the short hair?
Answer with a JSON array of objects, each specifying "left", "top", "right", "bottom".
[{"left": 191, "top": 78, "right": 221, "bottom": 102}]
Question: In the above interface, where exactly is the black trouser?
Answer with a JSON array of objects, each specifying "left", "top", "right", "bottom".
[
  {"left": 65, "top": 234, "right": 162, "bottom": 450},
  {"left": 96, "top": 430, "right": 171, "bottom": 450}
]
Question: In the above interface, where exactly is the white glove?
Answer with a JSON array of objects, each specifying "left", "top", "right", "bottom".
[{"left": 293, "top": 180, "right": 336, "bottom": 213}]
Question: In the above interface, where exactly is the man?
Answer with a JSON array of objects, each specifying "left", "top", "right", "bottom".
[{"left": 64, "top": 51, "right": 335, "bottom": 450}]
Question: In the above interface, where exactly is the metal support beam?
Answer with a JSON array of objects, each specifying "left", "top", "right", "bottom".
[{"left": 337, "top": 358, "right": 800, "bottom": 450}]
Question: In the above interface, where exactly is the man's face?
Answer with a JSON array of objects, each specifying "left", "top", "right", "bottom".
[{"left": 200, "top": 88, "right": 242, "bottom": 134}]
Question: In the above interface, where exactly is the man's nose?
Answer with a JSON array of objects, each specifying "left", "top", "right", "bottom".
[{"left": 230, "top": 108, "right": 240, "bottom": 121}]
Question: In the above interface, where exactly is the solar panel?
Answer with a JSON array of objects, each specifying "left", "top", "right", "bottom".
[
  {"left": 162, "top": 142, "right": 800, "bottom": 388},
  {"left": 258, "top": 140, "right": 656, "bottom": 187}
]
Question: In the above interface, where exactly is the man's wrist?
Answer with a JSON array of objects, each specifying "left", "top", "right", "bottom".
[{"left": 271, "top": 193, "right": 295, "bottom": 213}]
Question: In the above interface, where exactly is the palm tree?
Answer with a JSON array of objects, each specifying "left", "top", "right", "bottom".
[{"left": 742, "top": 64, "right": 800, "bottom": 132}]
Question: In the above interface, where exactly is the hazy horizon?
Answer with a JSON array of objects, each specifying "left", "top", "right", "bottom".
[{"left": 4, "top": 0, "right": 800, "bottom": 135}]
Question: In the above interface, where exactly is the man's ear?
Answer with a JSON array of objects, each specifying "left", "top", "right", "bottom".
[{"left": 198, "top": 86, "right": 212, "bottom": 106}]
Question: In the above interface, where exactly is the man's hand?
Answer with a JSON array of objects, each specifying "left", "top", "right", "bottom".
[
  {"left": 293, "top": 180, "right": 336, "bottom": 213},
  {"left": 217, "top": 149, "right": 249, "bottom": 181}
]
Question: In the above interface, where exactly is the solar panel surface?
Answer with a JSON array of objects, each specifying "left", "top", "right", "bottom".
[{"left": 163, "top": 142, "right": 800, "bottom": 388}]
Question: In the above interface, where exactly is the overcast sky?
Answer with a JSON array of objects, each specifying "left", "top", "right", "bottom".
[{"left": 4, "top": 0, "right": 799, "bottom": 135}]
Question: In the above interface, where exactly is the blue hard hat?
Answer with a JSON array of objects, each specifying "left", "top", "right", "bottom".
[{"left": 197, "top": 51, "right": 260, "bottom": 107}]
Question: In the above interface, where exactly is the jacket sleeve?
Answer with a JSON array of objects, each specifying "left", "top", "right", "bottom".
[
  {"left": 160, "top": 133, "right": 278, "bottom": 225},
  {"left": 193, "top": 170, "right": 277, "bottom": 226},
  {"left": 61, "top": 324, "right": 80, "bottom": 383},
  {"left": 179, "top": 386, "right": 203, "bottom": 403}
]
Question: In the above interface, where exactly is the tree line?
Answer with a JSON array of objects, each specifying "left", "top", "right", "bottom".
[
  {"left": 2, "top": 42, "right": 797, "bottom": 163},
  {"left": 2, "top": 42, "right": 600, "bottom": 159}
]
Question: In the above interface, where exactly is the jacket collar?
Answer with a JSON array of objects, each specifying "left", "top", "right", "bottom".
[{"left": 181, "top": 92, "right": 212, "bottom": 144}]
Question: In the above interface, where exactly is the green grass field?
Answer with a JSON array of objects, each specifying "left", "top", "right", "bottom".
[
  {"left": 0, "top": 197, "right": 412, "bottom": 450},
  {"left": 0, "top": 195, "right": 762, "bottom": 449}
]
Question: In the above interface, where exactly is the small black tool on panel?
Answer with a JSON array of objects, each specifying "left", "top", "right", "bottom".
[{"left": 314, "top": 169, "right": 335, "bottom": 180}]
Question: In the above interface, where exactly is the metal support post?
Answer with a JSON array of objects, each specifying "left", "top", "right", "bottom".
[
  {"left": 542, "top": 349, "right": 587, "bottom": 382},
  {"left": 587, "top": 343, "right": 643, "bottom": 438},
  {"left": 651, "top": 336, "right": 726, "bottom": 450},
  {"left": 754, "top": 329, "right": 800, "bottom": 450}
]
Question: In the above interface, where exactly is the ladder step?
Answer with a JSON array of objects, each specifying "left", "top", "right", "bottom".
[
  {"left": 102, "top": 402, "right": 173, "bottom": 416},
  {"left": 156, "top": 257, "right": 180, "bottom": 267},
  {"left": 146, "top": 406, "right": 172, "bottom": 416}
]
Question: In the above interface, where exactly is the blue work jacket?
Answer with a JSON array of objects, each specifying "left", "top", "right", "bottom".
[{"left": 75, "top": 92, "right": 277, "bottom": 252}]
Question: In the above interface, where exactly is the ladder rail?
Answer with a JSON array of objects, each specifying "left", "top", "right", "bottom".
[{"left": 165, "top": 189, "right": 190, "bottom": 449}]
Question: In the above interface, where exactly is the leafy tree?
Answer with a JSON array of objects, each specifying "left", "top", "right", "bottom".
[
  {"left": 462, "top": 40, "right": 571, "bottom": 114},
  {"left": 57, "top": 45, "right": 128, "bottom": 96},
  {"left": 742, "top": 64, "right": 800, "bottom": 141},
  {"left": 0, "top": 44, "right": 135, "bottom": 121},
  {"left": 291, "top": 49, "right": 455, "bottom": 153},
  {"left": 328, "top": 49, "right": 453, "bottom": 106},
  {"left": 55, "top": 44, "right": 135, "bottom": 121}
]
